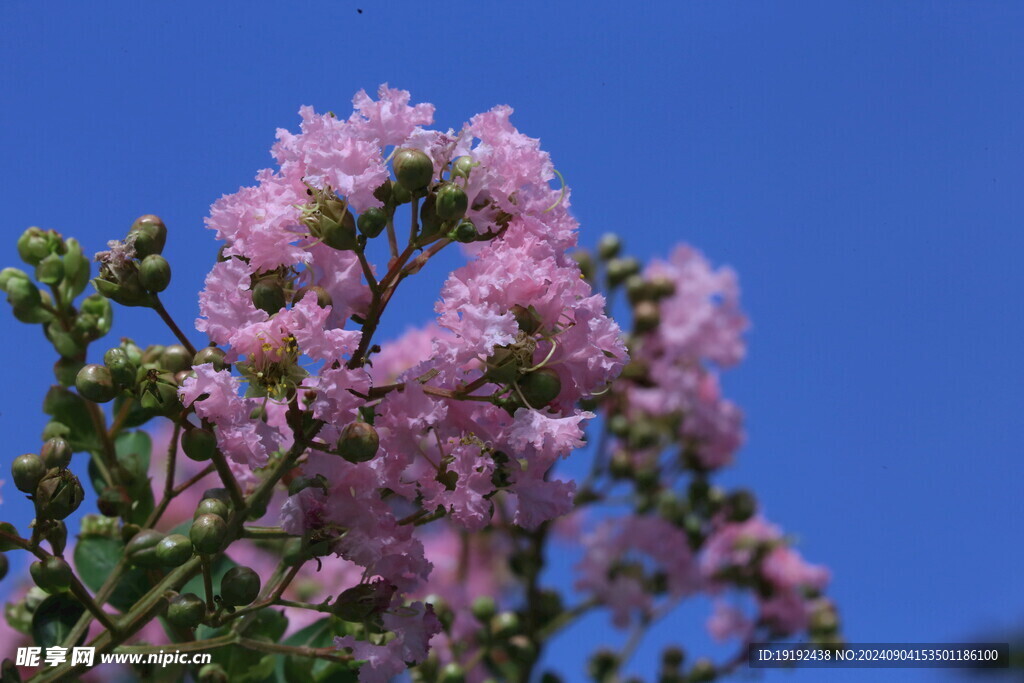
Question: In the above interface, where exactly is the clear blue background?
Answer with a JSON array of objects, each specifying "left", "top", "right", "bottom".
[{"left": 1, "top": 2, "right": 1022, "bottom": 681}]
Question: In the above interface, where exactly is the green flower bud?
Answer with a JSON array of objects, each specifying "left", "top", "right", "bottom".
[
  {"left": 451, "top": 219, "right": 477, "bottom": 243},
  {"left": 435, "top": 183, "right": 468, "bottom": 221},
  {"left": 357, "top": 207, "right": 388, "bottom": 238},
  {"left": 633, "top": 300, "right": 660, "bottom": 334},
  {"left": 490, "top": 611, "right": 520, "bottom": 639},
  {"left": 662, "top": 646, "right": 686, "bottom": 669},
  {"left": 597, "top": 233, "right": 622, "bottom": 260},
  {"left": 251, "top": 278, "right": 286, "bottom": 315},
  {"left": 120, "top": 523, "right": 142, "bottom": 545},
  {"left": 607, "top": 414, "right": 630, "bottom": 438},
  {"left": 35, "top": 253, "right": 64, "bottom": 286},
  {"left": 161, "top": 344, "right": 192, "bottom": 374},
  {"left": 726, "top": 489, "right": 757, "bottom": 522},
  {"left": 292, "top": 285, "right": 333, "bottom": 309},
  {"left": 319, "top": 210, "right": 358, "bottom": 251},
  {"left": 0, "top": 268, "right": 29, "bottom": 293},
  {"left": 166, "top": 592, "right": 206, "bottom": 630},
  {"left": 572, "top": 250, "right": 596, "bottom": 282},
  {"left": 190, "top": 514, "right": 228, "bottom": 555},
  {"left": 336, "top": 422, "right": 379, "bottom": 463},
  {"left": 30, "top": 556, "right": 72, "bottom": 593},
  {"left": 6, "top": 277, "right": 41, "bottom": 310},
  {"left": 510, "top": 304, "right": 543, "bottom": 335},
  {"left": 129, "top": 215, "right": 167, "bottom": 257},
  {"left": 182, "top": 428, "right": 217, "bottom": 462},
  {"left": 0, "top": 554, "right": 7, "bottom": 582},
  {"left": 392, "top": 148, "right": 433, "bottom": 193},
  {"left": 606, "top": 256, "right": 641, "bottom": 288},
  {"left": 40, "top": 438, "right": 72, "bottom": 469},
  {"left": 439, "top": 663, "right": 466, "bottom": 683},
  {"left": 194, "top": 497, "right": 229, "bottom": 520},
  {"left": 419, "top": 191, "right": 443, "bottom": 239},
  {"left": 35, "top": 469, "right": 84, "bottom": 520},
  {"left": 103, "top": 348, "right": 137, "bottom": 387},
  {"left": 517, "top": 368, "right": 562, "bottom": 408},
  {"left": 689, "top": 657, "right": 716, "bottom": 682},
  {"left": 193, "top": 346, "right": 227, "bottom": 371},
  {"left": 126, "top": 529, "right": 167, "bottom": 568},
  {"left": 450, "top": 155, "right": 478, "bottom": 181},
  {"left": 76, "top": 364, "right": 117, "bottom": 403},
  {"left": 220, "top": 566, "right": 261, "bottom": 606},
  {"left": 470, "top": 596, "right": 497, "bottom": 623},
  {"left": 138, "top": 254, "right": 171, "bottom": 292},
  {"left": 331, "top": 583, "right": 392, "bottom": 622},
  {"left": 12, "top": 454, "right": 46, "bottom": 493},
  {"left": 156, "top": 534, "right": 194, "bottom": 566},
  {"left": 587, "top": 649, "right": 619, "bottom": 681},
  {"left": 650, "top": 274, "right": 676, "bottom": 299},
  {"left": 17, "top": 227, "right": 52, "bottom": 266},
  {"left": 391, "top": 179, "right": 412, "bottom": 205}
]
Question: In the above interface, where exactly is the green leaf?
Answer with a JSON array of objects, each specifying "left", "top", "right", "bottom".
[
  {"left": 73, "top": 537, "right": 152, "bottom": 612},
  {"left": 112, "top": 395, "right": 156, "bottom": 429},
  {"left": 240, "top": 608, "right": 288, "bottom": 642},
  {"left": 276, "top": 617, "right": 358, "bottom": 683},
  {"left": 41, "top": 386, "right": 98, "bottom": 453},
  {"left": 115, "top": 430, "right": 155, "bottom": 523},
  {"left": 31, "top": 594, "right": 85, "bottom": 648}
]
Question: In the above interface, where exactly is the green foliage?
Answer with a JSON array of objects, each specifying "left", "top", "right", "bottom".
[{"left": 31, "top": 594, "right": 85, "bottom": 648}]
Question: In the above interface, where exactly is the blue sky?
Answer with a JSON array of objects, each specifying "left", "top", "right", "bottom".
[{"left": 1, "top": 2, "right": 1022, "bottom": 681}]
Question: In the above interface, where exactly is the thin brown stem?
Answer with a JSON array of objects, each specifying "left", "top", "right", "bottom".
[{"left": 151, "top": 297, "right": 198, "bottom": 356}]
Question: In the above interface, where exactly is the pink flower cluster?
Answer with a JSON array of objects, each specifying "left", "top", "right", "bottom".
[
  {"left": 183, "top": 85, "right": 626, "bottom": 680},
  {"left": 626, "top": 245, "right": 748, "bottom": 469}
]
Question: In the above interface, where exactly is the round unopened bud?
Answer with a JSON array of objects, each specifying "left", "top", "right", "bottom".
[
  {"left": 41, "top": 438, "right": 72, "bottom": 469},
  {"left": 337, "top": 422, "right": 379, "bottom": 463},
  {"left": 392, "top": 148, "right": 433, "bottom": 192},
  {"left": 161, "top": 344, "right": 192, "bottom": 374},
  {"left": 587, "top": 648, "right": 619, "bottom": 681},
  {"left": 606, "top": 256, "right": 641, "bottom": 288},
  {"left": 138, "top": 254, "right": 172, "bottom": 292},
  {"left": 193, "top": 346, "right": 227, "bottom": 370},
  {"left": 103, "top": 348, "right": 136, "bottom": 387},
  {"left": 650, "top": 274, "right": 676, "bottom": 299},
  {"left": 633, "top": 301, "right": 660, "bottom": 334},
  {"left": 190, "top": 514, "right": 228, "bottom": 555},
  {"left": 129, "top": 215, "right": 167, "bottom": 257},
  {"left": 662, "top": 646, "right": 686, "bottom": 668},
  {"left": 439, "top": 663, "right": 466, "bottom": 683},
  {"left": 450, "top": 155, "right": 477, "bottom": 181},
  {"left": 252, "top": 278, "right": 286, "bottom": 315},
  {"left": 76, "top": 364, "right": 117, "bottom": 403},
  {"left": 357, "top": 207, "right": 388, "bottom": 238},
  {"left": 597, "top": 233, "right": 622, "bottom": 260},
  {"left": 452, "top": 219, "right": 477, "bottom": 243},
  {"left": 470, "top": 596, "right": 497, "bottom": 623},
  {"left": 156, "top": 534, "right": 194, "bottom": 566},
  {"left": 17, "top": 227, "right": 52, "bottom": 266},
  {"left": 195, "top": 498, "right": 229, "bottom": 520},
  {"left": 572, "top": 250, "right": 596, "bottom": 281},
  {"left": 320, "top": 210, "right": 358, "bottom": 251},
  {"left": 36, "top": 253, "right": 64, "bottom": 285},
  {"left": 490, "top": 611, "right": 520, "bottom": 639},
  {"left": 391, "top": 179, "right": 412, "bottom": 205},
  {"left": 726, "top": 489, "right": 757, "bottom": 522},
  {"left": 518, "top": 368, "right": 562, "bottom": 408},
  {"left": 607, "top": 414, "right": 630, "bottom": 438},
  {"left": 419, "top": 192, "right": 443, "bottom": 239},
  {"left": 12, "top": 453, "right": 46, "bottom": 493},
  {"left": 435, "top": 183, "right": 468, "bottom": 221},
  {"left": 689, "top": 657, "right": 716, "bottom": 682},
  {"left": 182, "top": 428, "right": 217, "bottom": 462},
  {"left": 35, "top": 469, "right": 84, "bottom": 520},
  {"left": 30, "top": 556, "right": 72, "bottom": 593},
  {"left": 6, "top": 277, "right": 42, "bottom": 310},
  {"left": 126, "top": 529, "right": 167, "bottom": 568},
  {"left": 293, "top": 286, "right": 332, "bottom": 309},
  {"left": 166, "top": 592, "right": 206, "bottom": 629},
  {"left": 220, "top": 566, "right": 261, "bottom": 606}
]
